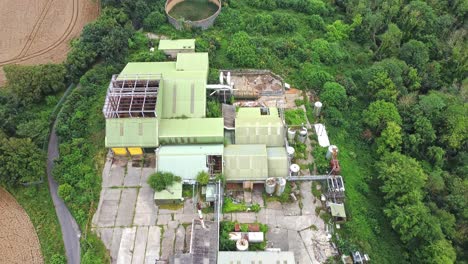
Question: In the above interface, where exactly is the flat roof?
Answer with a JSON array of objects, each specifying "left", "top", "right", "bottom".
[
  {"left": 224, "top": 144, "right": 268, "bottom": 156},
  {"left": 154, "top": 181, "right": 182, "bottom": 200},
  {"left": 158, "top": 39, "right": 195, "bottom": 50},
  {"left": 218, "top": 251, "right": 296, "bottom": 264},
  {"left": 176, "top": 52, "right": 209, "bottom": 71},
  {"left": 237, "top": 107, "right": 279, "bottom": 118},
  {"left": 330, "top": 203, "right": 346, "bottom": 218},
  {"left": 159, "top": 118, "right": 224, "bottom": 139},
  {"left": 158, "top": 144, "right": 224, "bottom": 156},
  {"left": 267, "top": 147, "right": 288, "bottom": 158},
  {"left": 105, "top": 118, "right": 158, "bottom": 147}
]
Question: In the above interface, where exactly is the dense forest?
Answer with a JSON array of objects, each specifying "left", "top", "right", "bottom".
[{"left": 0, "top": 0, "right": 466, "bottom": 263}]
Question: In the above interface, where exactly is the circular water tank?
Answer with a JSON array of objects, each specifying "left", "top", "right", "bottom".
[
  {"left": 314, "top": 101, "right": 322, "bottom": 116},
  {"left": 298, "top": 128, "right": 307, "bottom": 143},
  {"left": 290, "top": 164, "right": 300, "bottom": 176},
  {"left": 236, "top": 239, "right": 249, "bottom": 251},
  {"left": 326, "top": 145, "right": 338, "bottom": 159},
  {"left": 287, "top": 128, "right": 296, "bottom": 141},
  {"left": 286, "top": 146, "right": 295, "bottom": 158},
  {"left": 275, "top": 177, "right": 287, "bottom": 196},
  {"left": 265, "top": 178, "right": 276, "bottom": 195}
]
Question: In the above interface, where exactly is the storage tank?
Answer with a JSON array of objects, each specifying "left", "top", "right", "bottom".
[
  {"left": 290, "top": 164, "right": 300, "bottom": 176},
  {"left": 314, "top": 101, "right": 322, "bottom": 117},
  {"left": 326, "top": 145, "right": 338, "bottom": 159},
  {"left": 275, "top": 177, "right": 286, "bottom": 196},
  {"left": 298, "top": 128, "right": 307, "bottom": 143},
  {"left": 286, "top": 146, "right": 295, "bottom": 158},
  {"left": 287, "top": 128, "right": 296, "bottom": 143},
  {"left": 236, "top": 238, "right": 249, "bottom": 251},
  {"left": 265, "top": 178, "right": 276, "bottom": 195}
]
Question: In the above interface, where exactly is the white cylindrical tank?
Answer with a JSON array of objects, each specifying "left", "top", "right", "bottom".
[
  {"left": 236, "top": 239, "right": 249, "bottom": 251},
  {"left": 290, "top": 164, "right": 300, "bottom": 176},
  {"left": 286, "top": 146, "right": 295, "bottom": 158},
  {"left": 287, "top": 128, "right": 296, "bottom": 142},
  {"left": 219, "top": 71, "right": 224, "bottom": 84},
  {"left": 227, "top": 72, "right": 231, "bottom": 85},
  {"left": 275, "top": 177, "right": 286, "bottom": 196},
  {"left": 326, "top": 145, "right": 338, "bottom": 159},
  {"left": 265, "top": 178, "right": 276, "bottom": 195},
  {"left": 314, "top": 101, "right": 322, "bottom": 117},
  {"left": 298, "top": 128, "right": 307, "bottom": 143}
]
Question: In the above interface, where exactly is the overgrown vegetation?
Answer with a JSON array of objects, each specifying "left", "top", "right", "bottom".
[
  {"left": 196, "top": 171, "right": 210, "bottom": 185},
  {"left": 223, "top": 197, "right": 261, "bottom": 213},
  {"left": 284, "top": 108, "right": 307, "bottom": 126},
  {"left": 147, "top": 171, "right": 181, "bottom": 192}
]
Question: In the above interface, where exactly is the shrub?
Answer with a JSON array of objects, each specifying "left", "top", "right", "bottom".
[
  {"left": 143, "top": 11, "right": 166, "bottom": 31},
  {"left": 227, "top": 31, "right": 257, "bottom": 67},
  {"left": 320, "top": 82, "right": 347, "bottom": 109},
  {"left": 196, "top": 171, "right": 210, "bottom": 185},
  {"left": 58, "top": 183, "right": 73, "bottom": 202},
  {"left": 147, "top": 172, "right": 181, "bottom": 192},
  {"left": 285, "top": 109, "right": 307, "bottom": 125}
]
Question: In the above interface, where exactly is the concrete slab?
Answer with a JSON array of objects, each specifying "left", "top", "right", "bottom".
[
  {"left": 132, "top": 226, "right": 149, "bottom": 264},
  {"left": 161, "top": 226, "right": 175, "bottom": 260},
  {"left": 115, "top": 188, "right": 138, "bottom": 226},
  {"left": 110, "top": 228, "right": 123, "bottom": 263},
  {"left": 125, "top": 162, "right": 142, "bottom": 186},
  {"left": 98, "top": 200, "right": 119, "bottom": 227},
  {"left": 266, "top": 201, "right": 282, "bottom": 210},
  {"left": 174, "top": 225, "right": 185, "bottom": 254},
  {"left": 174, "top": 214, "right": 196, "bottom": 224},
  {"left": 108, "top": 165, "right": 125, "bottom": 187},
  {"left": 101, "top": 160, "right": 113, "bottom": 187},
  {"left": 97, "top": 228, "right": 114, "bottom": 249},
  {"left": 300, "top": 181, "right": 317, "bottom": 216},
  {"left": 233, "top": 212, "right": 256, "bottom": 223},
  {"left": 288, "top": 229, "right": 312, "bottom": 264},
  {"left": 244, "top": 191, "right": 252, "bottom": 204},
  {"left": 157, "top": 214, "right": 171, "bottom": 226},
  {"left": 266, "top": 227, "right": 288, "bottom": 250},
  {"left": 117, "top": 227, "right": 136, "bottom": 264},
  {"left": 168, "top": 220, "right": 179, "bottom": 230},
  {"left": 277, "top": 216, "right": 314, "bottom": 231},
  {"left": 141, "top": 168, "right": 154, "bottom": 188},
  {"left": 145, "top": 226, "right": 161, "bottom": 264},
  {"left": 158, "top": 206, "right": 183, "bottom": 215},
  {"left": 134, "top": 188, "right": 157, "bottom": 226},
  {"left": 182, "top": 198, "right": 195, "bottom": 214},
  {"left": 251, "top": 190, "right": 264, "bottom": 207},
  {"left": 184, "top": 225, "right": 192, "bottom": 253},
  {"left": 282, "top": 200, "right": 301, "bottom": 216}
]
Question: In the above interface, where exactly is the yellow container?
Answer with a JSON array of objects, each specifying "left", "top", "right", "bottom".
[
  {"left": 112, "top": 148, "right": 127, "bottom": 156},
  {"left": 128, "top": 147, "right": 143, "bottom": 156}
]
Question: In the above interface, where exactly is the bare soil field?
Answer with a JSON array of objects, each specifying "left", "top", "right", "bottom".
[
  {"left": 0, "top": 188, "right": 43, "bottom": 263},
  {"left": 0, "top": 0, "right": 99, "bottom": 85}
]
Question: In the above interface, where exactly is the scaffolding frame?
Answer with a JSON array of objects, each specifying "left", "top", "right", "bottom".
[{"left": 103, "top": 74, "right": 162, "bottom": 118}]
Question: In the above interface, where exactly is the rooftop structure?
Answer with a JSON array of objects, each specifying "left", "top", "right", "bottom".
[
  {"left": 105, "top": 118, "right": 159, "bottom": 148},
  {"left": 217, "top": 251, "right": 296, "bottom": 264},
  {"left": 224, "top": 144, "right": 268, "bottom": 181},
  {"left": 159, "top": 118, "right": 224, "bottom": 144},
  {"left": 153, "top": 181, "right": 183, "bottom": 204},
  {"left": 235, "top": 107, "right": 285, "bottom": 147},
  {"left": 158, "top": 39, "right": 195, "bottom": 50}
]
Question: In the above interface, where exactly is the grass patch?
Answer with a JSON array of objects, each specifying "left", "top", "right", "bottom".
[
  {"left": 223, "top": 197, "right": 261, "bottom": 213},
  {"left": 6, "top": 185, "right": 65, "bottom": 263},
  {"left": 285, "top": 108, "right": 307, "bottom": 126}
]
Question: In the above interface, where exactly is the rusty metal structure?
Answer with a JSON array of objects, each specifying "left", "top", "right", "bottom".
[{"left": 103, "top": 74, "right": 161, "bottom": 119}]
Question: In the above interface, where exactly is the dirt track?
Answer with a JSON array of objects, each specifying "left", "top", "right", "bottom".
[
  {"left": 0, "top": 0, "right": 99, "bottom": 85},
  {"left": 0, "top": 188, "right": 43, "bottom": 264}
]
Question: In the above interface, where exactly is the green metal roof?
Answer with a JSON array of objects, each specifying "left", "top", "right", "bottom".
[
  {"left": 158, "top": 39, "right": 195, "bottom": 50},
  {"left": 218, "top": 251, "right": 296, "bottom": 264},
  {"left": 118, "top": 62, "right": 175, "bottom": 78},
  {"left": 105, "top": 118, "right": 158, "bottom": 147},
  {"left": 235, "top": 109, "right": 285, "bottom": 147},
  {"left": 176, "top": 53, "right": 209, "bottom": 72},
  {"left": 159, "top": 78, "right": 207, "bottom": 119},
  {"left": 158, "top": 144, "right": 223, "bottom": 156},
  {"left": 224, "top": 145, "right": 268, "bottom": 181},
  {"left": 267, "top": 147, "right": 288, "bottom": 178},
  {"left": 153, "top": 181, "right": 183, "bottom": 200},
  {"left": 157, "top": 145, "right": 223, "bottom": 180},
  {"left": 159, "top": 118, "right": 223, "bottom": 140},
  {"left": 330, "top": 203, "right": 346, "bottom": 218}
]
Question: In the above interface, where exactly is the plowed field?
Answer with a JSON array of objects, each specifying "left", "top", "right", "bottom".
[
  {"left": 0, "top": 188, "right": 43, "bottom": 263},
  {"left": 0, "top": 0, "right": 99, "bottom": 85}
]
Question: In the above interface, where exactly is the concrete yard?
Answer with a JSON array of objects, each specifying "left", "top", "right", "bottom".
[{"left": 92, "top": 157, "right": 200, "bottom": 264}]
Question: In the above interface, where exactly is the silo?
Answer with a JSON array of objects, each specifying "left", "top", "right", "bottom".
[
  {"left": 298, "top": 128, "right": 307, "bottom": 143},
  {"left": 326, "top": 145, "right": 338, "bottom": 159},
  {"left": 265, "top": 178, "right": 276, "bottom": 195},
  {"left": 314, "top": 101, "right": 322, "bottom": 117},
  {"left": 287, "top": 128, "right": 296, "bottom": 143},
  {"left": 286, "top": 146, "right": 295, "bottom": 158},
  {"left": 275, "top": 177, "right": 287, "bottom": 196},
  {"left": 290, "top": 164, "right": 300, "bottom": 176}
]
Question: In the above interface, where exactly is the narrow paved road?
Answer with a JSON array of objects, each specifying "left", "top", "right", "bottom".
[{"left": 47, "top": 123, "right": 81, "bottom": 264}]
